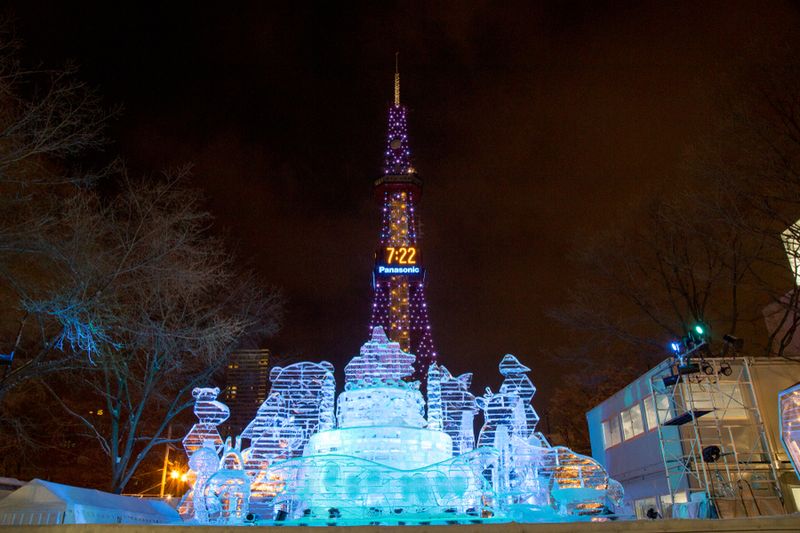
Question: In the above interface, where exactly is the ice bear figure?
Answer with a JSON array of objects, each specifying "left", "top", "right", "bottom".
[
  {"left": 183, "top": 387, "right": 230, "bottom": 455},
  {"left": 239, "top": 361, "right": 334, "bottom": 518},
  {"left": 242, "top": 360, "right": 335, "bottom": 457}
]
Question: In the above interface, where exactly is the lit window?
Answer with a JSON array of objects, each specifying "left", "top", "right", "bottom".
[
  {"left": 621, "top": 404, "right": 645, "bottom": 440},
  {"left": 644, "top": 395, "right": 667, "bottom": 431},
  {"left": 602, "top": 416, "right": 622, "bottom": 449}
]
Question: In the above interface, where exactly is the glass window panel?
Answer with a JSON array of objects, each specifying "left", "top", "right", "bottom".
[
  {"left": 604, "top": 415, "right": 621, "bottom": 447},
  {"left": 609, "top": 415, "right": 621, "bottom": 446},
  {"left": 621, "top": 408, "right": 634, "bottom": 440},
  {"left": 656, "top": 393, "right": 672, "bottom": 421},
  {"left": 602, "top": 420, "right": 612, "bottom": 449},
  {"left": 629, "top": 404, "right": 645, "bottom": 437},
  {"left": 620, "top": 405, "right": 645, "bottom": 440},
  {"left": 644, "top": 395, "right": 658, "bottom": 431}
]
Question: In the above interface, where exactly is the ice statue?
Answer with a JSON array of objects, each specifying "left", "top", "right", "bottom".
[
  {"left": 240, "top": 361, "right": 335, "bottom": 516},
  {"left": 268, "top": 328, "right": 488, "bottom": 521},
  {"left": 179, "top": 387, "right": 230, "bottom": 521},
  {"left": 242, "top": 361, "right": 335, "bottom": 446},
  {"left": 345, "top": 326, "right": 415, "bottom": 384},
  {"left": 438, "top": 365, "right": 478, "bottom": 455},
  {"left": 779, "top": 382, "right": 800, "bottom": 478},
  {"left": 204, "top": 437, "right": 251, "bottom": 525},
  {"left": 183, "top": 387, "right": 229, "bottom": 455},
  {"left": 476, "top": 354, "right": 619, "bottom": 519},
  {"left": 426, "top": 364, "right": 443, "bottom": 431},
  {"left": 185, "top": 440, "right": 220, "bottom": 522},
  {"left": 179, "top": 336, "right": 624, "bottom": 524}
]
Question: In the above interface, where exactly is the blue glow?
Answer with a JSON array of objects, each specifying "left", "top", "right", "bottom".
[{"left": 179, "top": 328, "right": 623, "bottom": 525}]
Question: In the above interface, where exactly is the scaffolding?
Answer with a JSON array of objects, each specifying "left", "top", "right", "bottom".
[{"left": 649, "top": 357, "right": 784, "bottom": 518}]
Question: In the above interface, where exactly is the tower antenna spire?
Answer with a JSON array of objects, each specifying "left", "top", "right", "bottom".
[{"left": 394, "top": 51, "right": 400, "bottom": 106}]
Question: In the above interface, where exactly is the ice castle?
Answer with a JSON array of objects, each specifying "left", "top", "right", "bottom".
[{"left": 178, "top": 327, "right": 623, "bottom": 525}]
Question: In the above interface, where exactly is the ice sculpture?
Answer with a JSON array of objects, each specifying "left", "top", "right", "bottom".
[
  {"left": 477, "top": 355, "right": 539, "bottom": 447},
  {"left": 238, "top": 361, "right": 335, "bottom": 515},
  {"left": 186, "top": 440, "right": 220, "bottom": 522},
  {"left": 345, "top": 326, "right": 415, "bottom": 383},
  {"left": 264, "top": 327, "right": 491, "bottom": 520},
  {"left": 183, "top": 387, "right": 229, "bottom": 455},
  {"left": 179, "top": 330, "right": 623, "bottom": 525},
  {"left": 438, "top": 365, "right": 478, "bottom": 455},
  {"left": 203, "top": 438, "right": 251, "bottom": 524},
  {"left": 779, "top": 382, "right": 800, "bottom": 477},
  {"left": 426, "top": 364, "right": 443, "bottom": 431}
]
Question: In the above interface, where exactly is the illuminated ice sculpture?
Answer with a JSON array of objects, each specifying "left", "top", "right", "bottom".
[
  {"left": 779, "top": 382, "right": 800, "bottom": 477},
  {"left": 180, "top": 327, "right": 622, "bottom": 524}
]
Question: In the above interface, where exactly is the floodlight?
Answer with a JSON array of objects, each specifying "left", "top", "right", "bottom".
[
  {"left": 702, "top": 445, "right": 722, "bottom": 463},
  {"left": 722, "top": 334, "right": 744, "bottom": 351}
]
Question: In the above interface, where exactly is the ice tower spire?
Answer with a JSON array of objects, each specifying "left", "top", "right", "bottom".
[{"left": 370, "top": 62, "right": 436, "bottom": 381}]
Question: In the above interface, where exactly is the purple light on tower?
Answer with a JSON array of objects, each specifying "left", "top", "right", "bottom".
[
  {"left": 383, "top": 104, "right": 413, "bottom": 176},
  {"left": 368, "top": 61, "right": 436, "bottom": 381}
]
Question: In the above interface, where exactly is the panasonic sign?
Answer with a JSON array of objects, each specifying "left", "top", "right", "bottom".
[{"left": 376, "top": 265, "right": 421, "bottom": 276}]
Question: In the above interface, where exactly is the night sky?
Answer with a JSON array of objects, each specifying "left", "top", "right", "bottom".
[{"left": 7, "top": 1, "right": 800, "bottom": 402}]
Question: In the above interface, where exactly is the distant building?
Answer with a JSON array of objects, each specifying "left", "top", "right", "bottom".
[
  {"left": 222, "top": 349, "right": 270, "bottom": 436},
  {"left": 586, "top": 356, "right": 800, "bottom": 519}
]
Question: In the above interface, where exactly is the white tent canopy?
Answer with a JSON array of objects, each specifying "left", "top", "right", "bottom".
[{"left": 0, "top": 479, "right": 180, "bottom": 525}]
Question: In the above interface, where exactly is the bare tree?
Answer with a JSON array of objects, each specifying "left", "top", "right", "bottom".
[
  {"left": 545, "top": 46, "right": 800, "bottom": 452},
  {"left": 684, "top": 43, "right": 800, "bottom": 359},
  {"left": 34, "top": 174, "right": 283, "bottom": 493},
  {"left": 0, "top": 25, "right": 113, "bottom": 452},
  {"left": 0, "top": 29, "right": 283, "bottom": 492},
  {"left": 553, "top": 191, "right": 756, "bottom": 361}
]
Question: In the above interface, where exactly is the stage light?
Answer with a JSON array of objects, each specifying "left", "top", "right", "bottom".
[
  {"left": 723, "top": 334, "right": 744, "bottom": 352},
  {"left": 702, "top": 445, "right": 722, "bottom": 463},
  {"left": 720, "top": 362, "right": 732, "bottom": 376}
]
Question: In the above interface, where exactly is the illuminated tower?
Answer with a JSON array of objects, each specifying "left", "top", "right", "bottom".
[{"left": 369, "top": 59, "right": 436, "bottom": 380}]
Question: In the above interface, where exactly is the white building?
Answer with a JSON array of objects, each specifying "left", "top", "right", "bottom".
[{"left": 586, "top": 356, "right": 800, "bottom": 518}]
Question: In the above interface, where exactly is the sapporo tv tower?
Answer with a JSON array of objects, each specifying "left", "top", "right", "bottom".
[{"left": 368, "top": 57, "right": 436, "bottom": 380}]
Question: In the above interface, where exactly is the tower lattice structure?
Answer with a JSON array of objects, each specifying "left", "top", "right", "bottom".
[{"left": 368, "top": 65, "right": 436, "bottom": 381}]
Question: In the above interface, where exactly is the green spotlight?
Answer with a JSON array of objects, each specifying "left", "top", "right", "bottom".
[{"left": 695, "top": 324, "right": 705, "bottom": 335}]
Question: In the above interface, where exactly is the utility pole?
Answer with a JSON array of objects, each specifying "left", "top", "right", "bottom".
[{"left": 159, "top": 425, "right": 172, "bottom": 498}]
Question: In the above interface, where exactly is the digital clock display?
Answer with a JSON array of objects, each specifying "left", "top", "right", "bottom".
[
  {"left": 383, "top": 246, "right": 418, "bottom": 265},
  {"left": 374, "top": 246, "right": 423, "bottom": 277}
]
